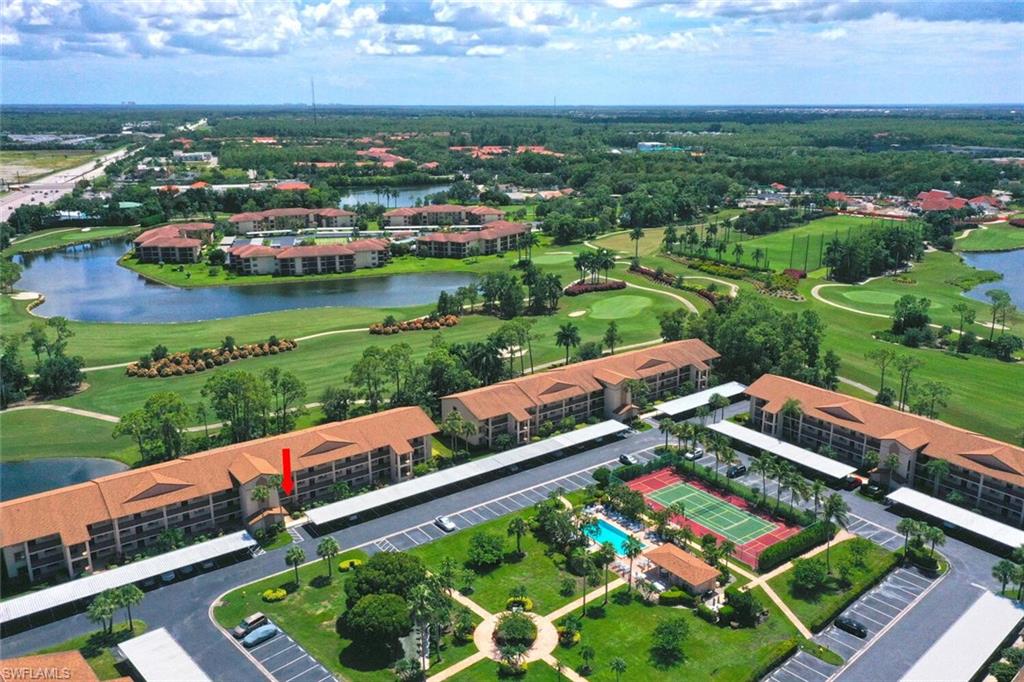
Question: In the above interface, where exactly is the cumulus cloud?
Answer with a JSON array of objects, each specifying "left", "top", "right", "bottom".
[{"left": 661, "top": 0, "right": 1023, "bottom": 24}]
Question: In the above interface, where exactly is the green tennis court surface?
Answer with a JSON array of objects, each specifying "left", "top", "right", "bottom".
[{"left": 649, "top": 482, "right": 775, "bottom": 545}]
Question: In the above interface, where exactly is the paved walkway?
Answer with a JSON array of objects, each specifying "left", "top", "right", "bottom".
[
  {"left": 472, "top": 611, "right": 559, "bottom": 664},
  {"left": 546, "top": 578, "right": 627, "bottom": 621},
  {"left": 2, "top": 403, "right": 120, "bottom": 423}
]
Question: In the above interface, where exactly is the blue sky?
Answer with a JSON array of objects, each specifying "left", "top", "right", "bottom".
[{"left": 2, "top": 0, "right": 1022, "bottom": 105}]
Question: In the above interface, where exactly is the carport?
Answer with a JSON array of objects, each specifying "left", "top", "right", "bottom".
[
  {"left": 115, "top": 627, "right": 212, "bottom": 682},
  {"left": 900, "top": 591, "right": 1024, "bottom": 681},
  {"left": 0, "top": 531, "right": 257, "bottom": 631},
  {"left": 306, "top": 420, "right": 629, "bottom": 528},
  {"left": 708, "top": 420, "right": 857, "bottom": 481},
  {"left": 654, "top": 381, "right": 747, "bottom": 418},
  {"left": 885, "top": 487, "right": 1024, "bottom": 551}
]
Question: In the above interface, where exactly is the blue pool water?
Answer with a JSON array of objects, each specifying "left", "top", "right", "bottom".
[{"left": 585, "top": 519, "right": 642, "bottom": 555}]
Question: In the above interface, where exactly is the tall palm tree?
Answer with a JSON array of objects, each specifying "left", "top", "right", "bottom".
[
  {"left": 597, "top": 542, "right": 617, "bottom": 604},
  {"left": 789, "top": 474, "right": 811, "bottom": 511},
  {"left": 623, "top": 536, "right": 644, "bottom": 591},
  {"left": 629, "top": 227, "right": 644, "bottom": 259},
  {"left": 555, "top": 322, "right": 581, "bottom": 365},
  {"left": 993, "top": 559, "right": 1017, "bottom": 594},
  {"left": 925, "top": 525, "right": 946, "bottom": 558},
  {"left": 923, "top": 459, "right": 951, "bottom": 496},
  {"left": 897, "top": 518, "right": 922, "bottom": 559},
  {"left": 775, "top": 461, "right": 795, "bottom": 513},
  {"left": 317, "top": 537, "right": 340, "bottom": 578},
  {"left": 115, "top": 585, "right": 144, "bottom": 632},
  {"left": 507, "top": 516, "right": 529, "bottom": 556},
  {"left": 809, "top": 479, "right": 827, "bottom": 519},
  {"left": 821, "top": 493, "right": 850, "bottom": 574},
  {"left": 669, "top": 501, "right": 686, "bottom": 525},
  {"left": 610, "top": 657, "right": 628, "bottom": 682},
  {"left": 679, "top": 525, "right": 697, "bottom": 553},
  {"left": 659, "top": 419, "right": 675, "bottom": 448},
  {"left": 285, "top": 546, "right": 306, "bottom": 585},
  {"left": 719, "top": 446, "right": 740, "bottom": 482},
  {"left": 409, "top": 583, "right": 434, "bottom": 671},
  {"left": 719, "top": 540, "right": 736, "bottom": 570},
  {"left": 750, "top": 455, "right": 773, "bottom": 504}
]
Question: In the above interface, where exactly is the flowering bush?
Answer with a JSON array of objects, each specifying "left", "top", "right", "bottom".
[
  {"left": 125, "top": 338, "right": 297, "bottom": 378},
  {"left": 369, "top": 314, "right": 459, "bottom": 335},
  {"left": 564, "top": 280, "right": 626, "bottom": 296},
  {"left": 505, "top": 596, "right": 534, "bottom": 612},
  {"left": 262, "top": 588, "right": 287, "bottom": 602},
  {"left": 338, "top": 559, "right": 363, "bottom": 572}
]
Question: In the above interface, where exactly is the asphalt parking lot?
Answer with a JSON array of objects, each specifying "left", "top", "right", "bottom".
[
  {"left": 766, "top": 566, "right": 939, "bottom": 682},
  {"left": 366, "top": 446, "right": 659, "bottom": 555},
  {"left": 243, "top": 619, "right": 333, "bottom": 682}
]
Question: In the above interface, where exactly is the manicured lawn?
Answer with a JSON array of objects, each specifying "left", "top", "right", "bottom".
[
  {"left": 956, "top": 222, "right": 1024, "bottom": 253},
  {"left": 728, "top": 215, "right": 882, "bottom": 272},
  {"left": 213, "top": 549, "right": 481, "bottom": 681},
  {"left": 0, "top": 409, "right": 138, "bottom": 464},
  {"left": 766, "top": 540, "right": 897, "bottom": 631},
  {"left": 3, "top": 226, "right": 140, "bottom": 256},
  {"left": 552, "top": 586, "right": 798, "bottom": 682},
  {"left": 410, "top": 509, "right": 590, "bottom": 617},
  {"left": 33, "top": 620, "right": 147, "bottom": 679},
  {"left": 588, "top": 294, "right": 653, "bottom": 320},
  {"left": 454, "top": 658, "right": 559, "bottom": 680}
]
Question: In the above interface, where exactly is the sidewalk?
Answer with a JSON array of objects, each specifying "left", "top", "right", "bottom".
[{"left": 546, "top": 577, "right": 626, "bottom": 621}]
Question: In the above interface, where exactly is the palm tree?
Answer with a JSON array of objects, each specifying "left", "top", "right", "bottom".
[
  {"left": 789, "top": 474, "right": 811, "bottom": 511},
  {"left": 750, "top": 455, "right": 773, "bottom": 504},
  {"left": 115, "top": 585, "right": 144, "bottom": 631},
  {"left": 610, "top": 657, "right": 628, "bottom": 682},
  {"left": 250, "top": 485, "right": 270, "bottom": 504},
  {"left": 579, "top": 644, "right": 597, "bottom": 675},
  {"left": 669, "top": 501, "right": 686, "bottom": 525},
  {"left": 923, "top": 459, "right": 951, "bottom": 496},
  {"left": 752, "top": 247, "right": 765, "bottom": 269},
  {"left": 623, "top": 536, "right": 644, "bottom": 591},
  {"left": 925, "top": 525, "right": 946, "bottom": 559},
  {"left": 603, "top": 321, "right": 622, "bottom": 354},
  {"left": 555, "top": 322, "right": 581, "bottom": 365},
  {"left": 660, "top": 419, "right": 676, "bottom": 448},
  {"left": 629, "top": 226, "right": 644, "bottom": 259},
  {"left": 897, "top": 518, "right": 921, "bottom": 559},
  {"left": 780, "top": 398, "right": 803, "bottom": 440},
  {"left": 409, "top": 583, "right": 434, "bottom": 671},
  {"left": 732, "top": 242, "right": 744, "bottom": 264},
  {"left": 596, "top": 248, "right": 616, "bottom": 282},
  {"left": 317, "top": 537, "right": 340, "bottom": 578},
  {"left": 821, "top": 494, "right": 850, "bottom": 574},
  {"left": 679, "top": 525, "right": 697, "bottom": 552},
  {"left": 507, "top": 516, "right": 529, "bottom": 556},
  {"left": 719, "top": 446, "right": 740, "bottom": 483},
  {"left": 719, "top": 540, "right": 736, "bottom": 570},
  {"left": 597, "top": 542, "right": 617, "bottom": 604},
  {"left": 993, "top": 559, "right": 1017, "bottom": 594},
  {"left": 775, "top": 461, "right": 795, "bottom": 512},
  {"left": 809, "top": 479, "right": 827, "bottom": 519},
  {"left": 285, "top": 546, "right": 306, "bottom": 585},
  {"left": 523, "top": 230, "right": 539, "bottom": 260},
  {"left": 87, "top": 592, "right": 116, "bottom": 635}
]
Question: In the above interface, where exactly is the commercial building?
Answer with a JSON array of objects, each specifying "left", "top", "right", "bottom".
[
  {"left": 415, "top": 221, "right": 527, "bottom": 258},
  {"left": 0, "top": 407, "right": 436, "bottom": 584},
  {"left": 443, "top": 339, "right": 719, "bottom": 447},
  {"left": 228, "top": 237, "right": 390, "bottom": 276},
  {"left": 132, "top": 223, "right": 214, "bottom": 264},
  {"left": 381, "top": 204, "right": 504, "bottom": 227},
  {"left": 745, "top": 374, "right": 1024, "bottom": 525},
  {"left": 227, "top": 207, "right": 357, "bottom": 234}
]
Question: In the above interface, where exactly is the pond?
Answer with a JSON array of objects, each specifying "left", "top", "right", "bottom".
[
  {"left": 962, "top": 249, "right": 1024, "bottom": 308},
  {"left": 0, "top": 458, "right": 128, "bottom": 501},
  {"left": 337, "top": 184, "right": 451, "bottom": 208},
  {"left": 14, "top": 240, "right": 475, "bottom": 323}
]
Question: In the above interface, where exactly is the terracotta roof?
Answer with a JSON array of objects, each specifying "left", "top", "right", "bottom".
[
  {"left": 446, "top": 340, "right": 719, "bottom": 422},
  {"left": 229, "top": 244, "right": 279, "bottom": 258},
  {"left": 417, "top": 221, "right": 526, "bottom": 244},
  {"left": 133, "top": 223, "right": 213, "bottom": 250},
  {"left": 827, "top": 191, "right": 849, "bottom": 202},
  {"left": 0, "top": 651, "right": 109, "bottom": 681},
  {"left": 228, "top": 208, "right": 355, "bottom": 223},
  {"left": 0, "top": 408, "right": 437, "bottom": 549},
  {"left": 190, "top": 181, "right": 209, "bottom": 189},
  {"left": 276, "top": 244, "right": 357, "bottom": 259},
  {"left": 745, "top": 374, "right": 1024, "bottom": 487},
  {"left": 274, "top": 181, "right": 311, "bottom": 191},
  {"left": 246, "top": 506, "right": 288, "bottom": 525},
  {"left": 645, "top": 543, "right": 720, "bottom": 586},
  {"left": 383, "top": 205, "right": 505, "bottom": 218},
  {"left": 231, "top": 238, "right": 388, "bottom": 260}
]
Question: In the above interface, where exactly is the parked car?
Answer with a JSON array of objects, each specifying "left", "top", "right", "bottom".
[
  {"left": 200, "top": 560, "right": 216, "bottom": 571},
  {"left": 232, "top": 612, "right": 268, "bottom": 639},
  {"left": 179, "top": 564, "right": 195, "bottom": 576},
  {"left": 862, "top": 483, "right": 885, "bottom": 500},
  {"left": 726, "top": 464, "right": 748, "bottom": 479},
  {"left": 839, "top": 475, "right": 861, "bottom": 491},
  {"left": 683, "top": 450, "right": 703, "bottom": 462},
  {"left": 434, "top": 516, "right": 457, "bottom": 533},
  {"left": 619, "top": 454, "right": 639, "bottom": 466},
  {"left": 835, "top": 615, "right": 868, "bottom": 638},
  {"left": 159, "top": 571, "right": 175, "bottom": 584},
  {"left": 242, "top": 624, "right": 279, "bottom": 648}
]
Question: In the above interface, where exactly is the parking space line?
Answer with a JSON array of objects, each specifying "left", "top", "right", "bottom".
[
  {"left": 249, "top": 636, "right": 294, "bottom": 654},
  {"left": 270, "top": 654, "right": 309, "bottom": 674},
  {"left": 260, "top": 644, "right": 300, "bottom": 662},
  {"left": 847, "top": 609, "right": 886, "bottom": 627},
  {"left": 284, "top": 663, "right": 323, "bottom": 682},
  {"left": 791, "top": 657, "right": 829, "bottom": 679},
  {"left": 861, "top": 598, "right": 901, "bottom": 616},
  {"left": 490, "top": 498, "right": 515, "bottom": 513}
]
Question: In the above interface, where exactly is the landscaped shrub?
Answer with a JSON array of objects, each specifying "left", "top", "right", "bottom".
[
  {"left": 658, "top": 589, "right": 696, "bottom": 607},
  {"left": 338, "top": 558, "right": 363, "bottom": 572},
  {"left": 717, "top": 604, "right": 736, "bottom": 624},
  {"left": 749, "top": 638, "right": 800, "bottom": 681},
  {"left": 757, "top": 522, "right": 835, "bottom": 572},
  {"left": 563, "top": 280, "right": 626, "bottom": 296},
  {"left": 696, "top": 603, "right": 717, "bottom": 623},
  {"left": 902, "top": 546, "right": 941, "bottom": 574},
  {"left": 505, "top": 596, "right": 534, "bottom": 612},
  {"left": 805, "top": 552, "right": 900, "bottom": 632},
  {"left": 497, "top": 661, "right": 529, "bottom": 678},
  {"left": 494, "top": 611, "right": 537, "bottom": 647},
  {"left": 262, "top": 588, "right": 287, "bottom": 602},
  {"left": 369, "top": 314, "right": 460, "bottom": 335},
  {"left": 124, "top": 337, "right": 297, "bottom": 378}
]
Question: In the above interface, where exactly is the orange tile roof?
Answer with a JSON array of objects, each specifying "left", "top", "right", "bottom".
[
  {"left": 746, "top": 374, "right": 1024, "bottom": 487},
  {"left": 645, "top": 543, "right": 720, "bottom": 586},
  {"left": 417, "top": 221, "right": 526, "bottom": 244},
  {"left": 0, "top": 408, "right": 437, "bottom": 549},
  {"left": 227, "top": 207, "right": 355, "bottom": 223},
  {"left": 133, "top": 223, "right": 213, "bottom": 249},
  {"left": 446, "top": 340, "right": 719, "bottom": 421},
  {"left": 0, "top": 651, "right": 106, "bottom": 681}
]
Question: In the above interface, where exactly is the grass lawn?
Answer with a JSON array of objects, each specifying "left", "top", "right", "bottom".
[
  {"left": 213, "top": 549, "right": 482, "bottom": 681},
  {"left": 3, "top": 226, "right": 140, "bottom": 257},
  {"left": 552, "top": 586, "right": 798, "bottom": 682},
  {"left": 410, "top": 509, "right": 593, "bottom": 617},
  {"left": 0, "top": 410, "right": 138, "bottom": 464},
  {"left": 956, "top": 222, "right": 1024, "bottom": 253},
  {"left": 766, "top": 540, "right": 897, "bottom": 632},
  {"left": 33, "top": 620, "right": 147, "bottom": 679},
  {"left": 0, "top": 149, "right": 103, "bottom": 184},
  {"left": 454, "top": 658, "right": 558, "bottom": 680},
  {"left": 727, "top": 215, "right": 884, "bottom": 272}
]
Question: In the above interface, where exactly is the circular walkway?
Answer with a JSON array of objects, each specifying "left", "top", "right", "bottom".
[{"left": 472, "top": 611, "right": 559, "bottom": 663}]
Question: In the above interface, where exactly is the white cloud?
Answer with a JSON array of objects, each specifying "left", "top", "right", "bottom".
[
  {"left": 818, "top": 27, "right": 846, "bottom": 40},
  {"left": 609, "top": 15, "right": 638, "bottom": 30}
]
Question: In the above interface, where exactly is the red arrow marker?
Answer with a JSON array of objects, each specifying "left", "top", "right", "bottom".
[{"left": 281, "top": 448, "right": 294, "bottom": 496}]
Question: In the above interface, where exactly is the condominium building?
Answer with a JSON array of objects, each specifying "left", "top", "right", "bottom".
[
  {"left": 381, "top": 204, "right": 504, "bottom": 227},
  {"left": 442, "top": 340, "right": 719, "bottom": 447},
  {"left": 132, "top": 223, "right": 214, "bottom": 264},
  {"left": 415, "top": 221, "right": 527, "bottom": 258},
  {"left": 227, "top": 208, "right": 357, "bottom": 234},
  {"left": 745, "top": 374, "right": 1024, "bottom": 525},
  {"left": 0, "top": 408, "right": 436, "bottom": 583},
  {"left": 228, "top": 238, "right": 390, "bottom": 276}
]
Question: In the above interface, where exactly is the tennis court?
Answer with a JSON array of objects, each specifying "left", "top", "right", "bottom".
[{"left": 649, "top": 481, "right": 775, "bottom": 545}]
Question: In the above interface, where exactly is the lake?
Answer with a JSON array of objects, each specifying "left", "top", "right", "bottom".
[
  {"left": 14, "top": 240, "right": 475, "bottom": 323},
  {"left": 0, "top": 458, "right": 127, "bottom": 501},
  {"left": 962, "top": 249, "right": 1024, "bottom": 308},
  {"left": 338, "top": 184, "right": 451, "bottom": 208}
]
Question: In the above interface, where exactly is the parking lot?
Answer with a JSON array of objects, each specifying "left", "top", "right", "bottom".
[
  {"left": 243, "top": 619, "right": 333, "bottom": 682},
  {"left": 766, "top": 566, "right": 939, "bottom": 682},
  {"left": 364, "top": 446, "right": 658, "bottom": 555}
]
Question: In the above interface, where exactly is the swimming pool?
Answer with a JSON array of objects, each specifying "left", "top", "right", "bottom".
[{"left": 585, "top": 519, "right": 642, "bottom": 555}]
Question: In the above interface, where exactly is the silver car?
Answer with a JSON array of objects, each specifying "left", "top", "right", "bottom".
[{"left": 434, "top": 516, "right": 457, "bottom": 532}]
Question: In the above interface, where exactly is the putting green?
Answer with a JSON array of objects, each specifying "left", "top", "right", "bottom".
[
  {"left": 532, "top": 253, "right": 575, "bottom": 265},
  {"left": 589, "top": 295, "right": 652, "bottom": 320}
]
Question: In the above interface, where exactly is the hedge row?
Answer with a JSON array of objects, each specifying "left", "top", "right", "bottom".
[
  {"left": 757, "top": 522, "right": 834, "bottom": 572},
  {"left": 659, "top": 589, "right": 697, "bottom": 607},
  {"left": 806, "top": 551, "right": 900, "bottom": 632},
  {"left": 750, "top": 638, "right": 800, "bottom": 682},
  {"left": 564, "top": 280, "right": 627, "bottom": 296}
]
